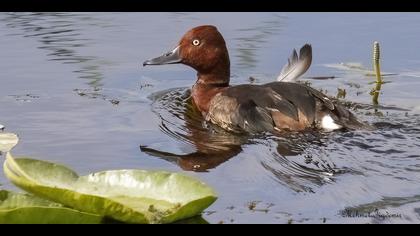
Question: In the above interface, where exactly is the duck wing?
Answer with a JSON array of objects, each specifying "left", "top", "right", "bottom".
[
  {"left": 207, "top": 84, "right": 305, "bottom": 133},
  {"left": 266, "top": 82, "right": 372, "bottom": 131},
  {"left": 277, "top": 44, "right": 312, "bottom": 82},
  {"left": 207, "top": 82, "right": 371, "bottom": 133}
]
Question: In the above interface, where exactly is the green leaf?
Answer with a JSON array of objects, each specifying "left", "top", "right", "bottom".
[
  {"left": 0, "top": 190, "right": 103, "bottom": 224},
  {"left": 0, "top": 133, "right": 19, "bottom": 153},
  {"left": 3, "top": 153, "right": 217, "bottom": 224}
]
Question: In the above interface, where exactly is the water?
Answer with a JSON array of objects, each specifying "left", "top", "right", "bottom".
[{"left": 1, "top": 12, "right": 420, "bottom": 223}]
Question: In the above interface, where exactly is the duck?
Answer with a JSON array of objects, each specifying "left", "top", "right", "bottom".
[{"left": 143, "top": 25, "right": 370, "bottom": 133}]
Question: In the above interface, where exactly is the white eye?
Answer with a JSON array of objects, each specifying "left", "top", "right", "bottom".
[{"left": 192, "top": 39, "right": 200, "bottom": 46}]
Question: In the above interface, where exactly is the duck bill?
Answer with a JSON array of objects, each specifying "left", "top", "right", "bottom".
[{"left": 143, "top": 46, "right": 182, "bottom": 66}]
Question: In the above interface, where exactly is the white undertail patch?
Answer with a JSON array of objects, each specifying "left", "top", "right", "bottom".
[{"left": 321, "top": 115, "right": 342, "bottom": 131}]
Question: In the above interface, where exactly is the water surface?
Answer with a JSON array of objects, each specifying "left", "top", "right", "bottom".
[{"left": 1, "top": 13, "right": 420, "bottom": 223}]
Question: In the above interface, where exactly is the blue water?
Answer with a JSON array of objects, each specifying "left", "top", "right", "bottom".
[{"left": 1, "top": 12, "right": 420, "bottom": 223}]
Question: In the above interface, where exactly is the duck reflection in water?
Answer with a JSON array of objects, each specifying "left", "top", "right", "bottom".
[
  {"left": 140, "top": 88, "right": 246, "bottom": 172},
  {"left": 140, "top": 88, "right": 327, "bottom": 173},
  {"left": 140, "top": 87, "right": 337, "bottom": 193}
]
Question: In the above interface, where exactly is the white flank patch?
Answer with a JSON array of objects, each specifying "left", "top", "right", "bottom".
[
  {"left": 0, "top": 124, "right": 4, "bottom": 131},
  {"left": 321, "top": 115, "right": 342, "bottom": 131}
]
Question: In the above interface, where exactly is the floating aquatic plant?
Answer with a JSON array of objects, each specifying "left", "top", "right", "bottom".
[
  {"left": 0, "top": 190, "right": 103, "bottom": 224},
  {"left": 0, "top": 133, "right": 217, "bottom": 224}
]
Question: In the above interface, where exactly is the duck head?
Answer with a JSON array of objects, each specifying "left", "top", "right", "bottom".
[{"left": 143, "top": 25, "right": 230, "bottom": 84}]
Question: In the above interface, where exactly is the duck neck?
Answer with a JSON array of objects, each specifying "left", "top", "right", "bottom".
[
  {"left": 196, "top": 72, "right": 230, "bottom": 87},
  {"left": 192, "top": 70, "right": 230, "bottom": 115},
  {"left": 196, "top": 52, "right": 230, "bottom": 85}
]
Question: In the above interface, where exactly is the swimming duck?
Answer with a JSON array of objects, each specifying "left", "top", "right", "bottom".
[{"left": 143, "top": 25, "right": 369, "bottom": 133}]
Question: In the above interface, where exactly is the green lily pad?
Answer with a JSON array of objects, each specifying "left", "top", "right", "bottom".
[
  {"left": 0, "top": 189, "right": 103, "bottom": 224},
  {"left": 0, "top": 133, "right": 19, "bottom": 153},
  {"left": 3, "top": 153, "right": 217, "bottom": 224}
]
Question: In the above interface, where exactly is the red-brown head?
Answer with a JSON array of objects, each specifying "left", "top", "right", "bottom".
[{"left": 144, "top": 25, "right": 230, "bottom": 84}]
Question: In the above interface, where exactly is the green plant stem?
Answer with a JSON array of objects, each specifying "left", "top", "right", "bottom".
[{"left": 372, "top": 41, "right": 383, "bottom": 105}]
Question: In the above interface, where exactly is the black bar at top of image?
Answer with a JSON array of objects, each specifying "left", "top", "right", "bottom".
[{"left": 1, "top": 0, "right": 420, "bottom": 12}]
